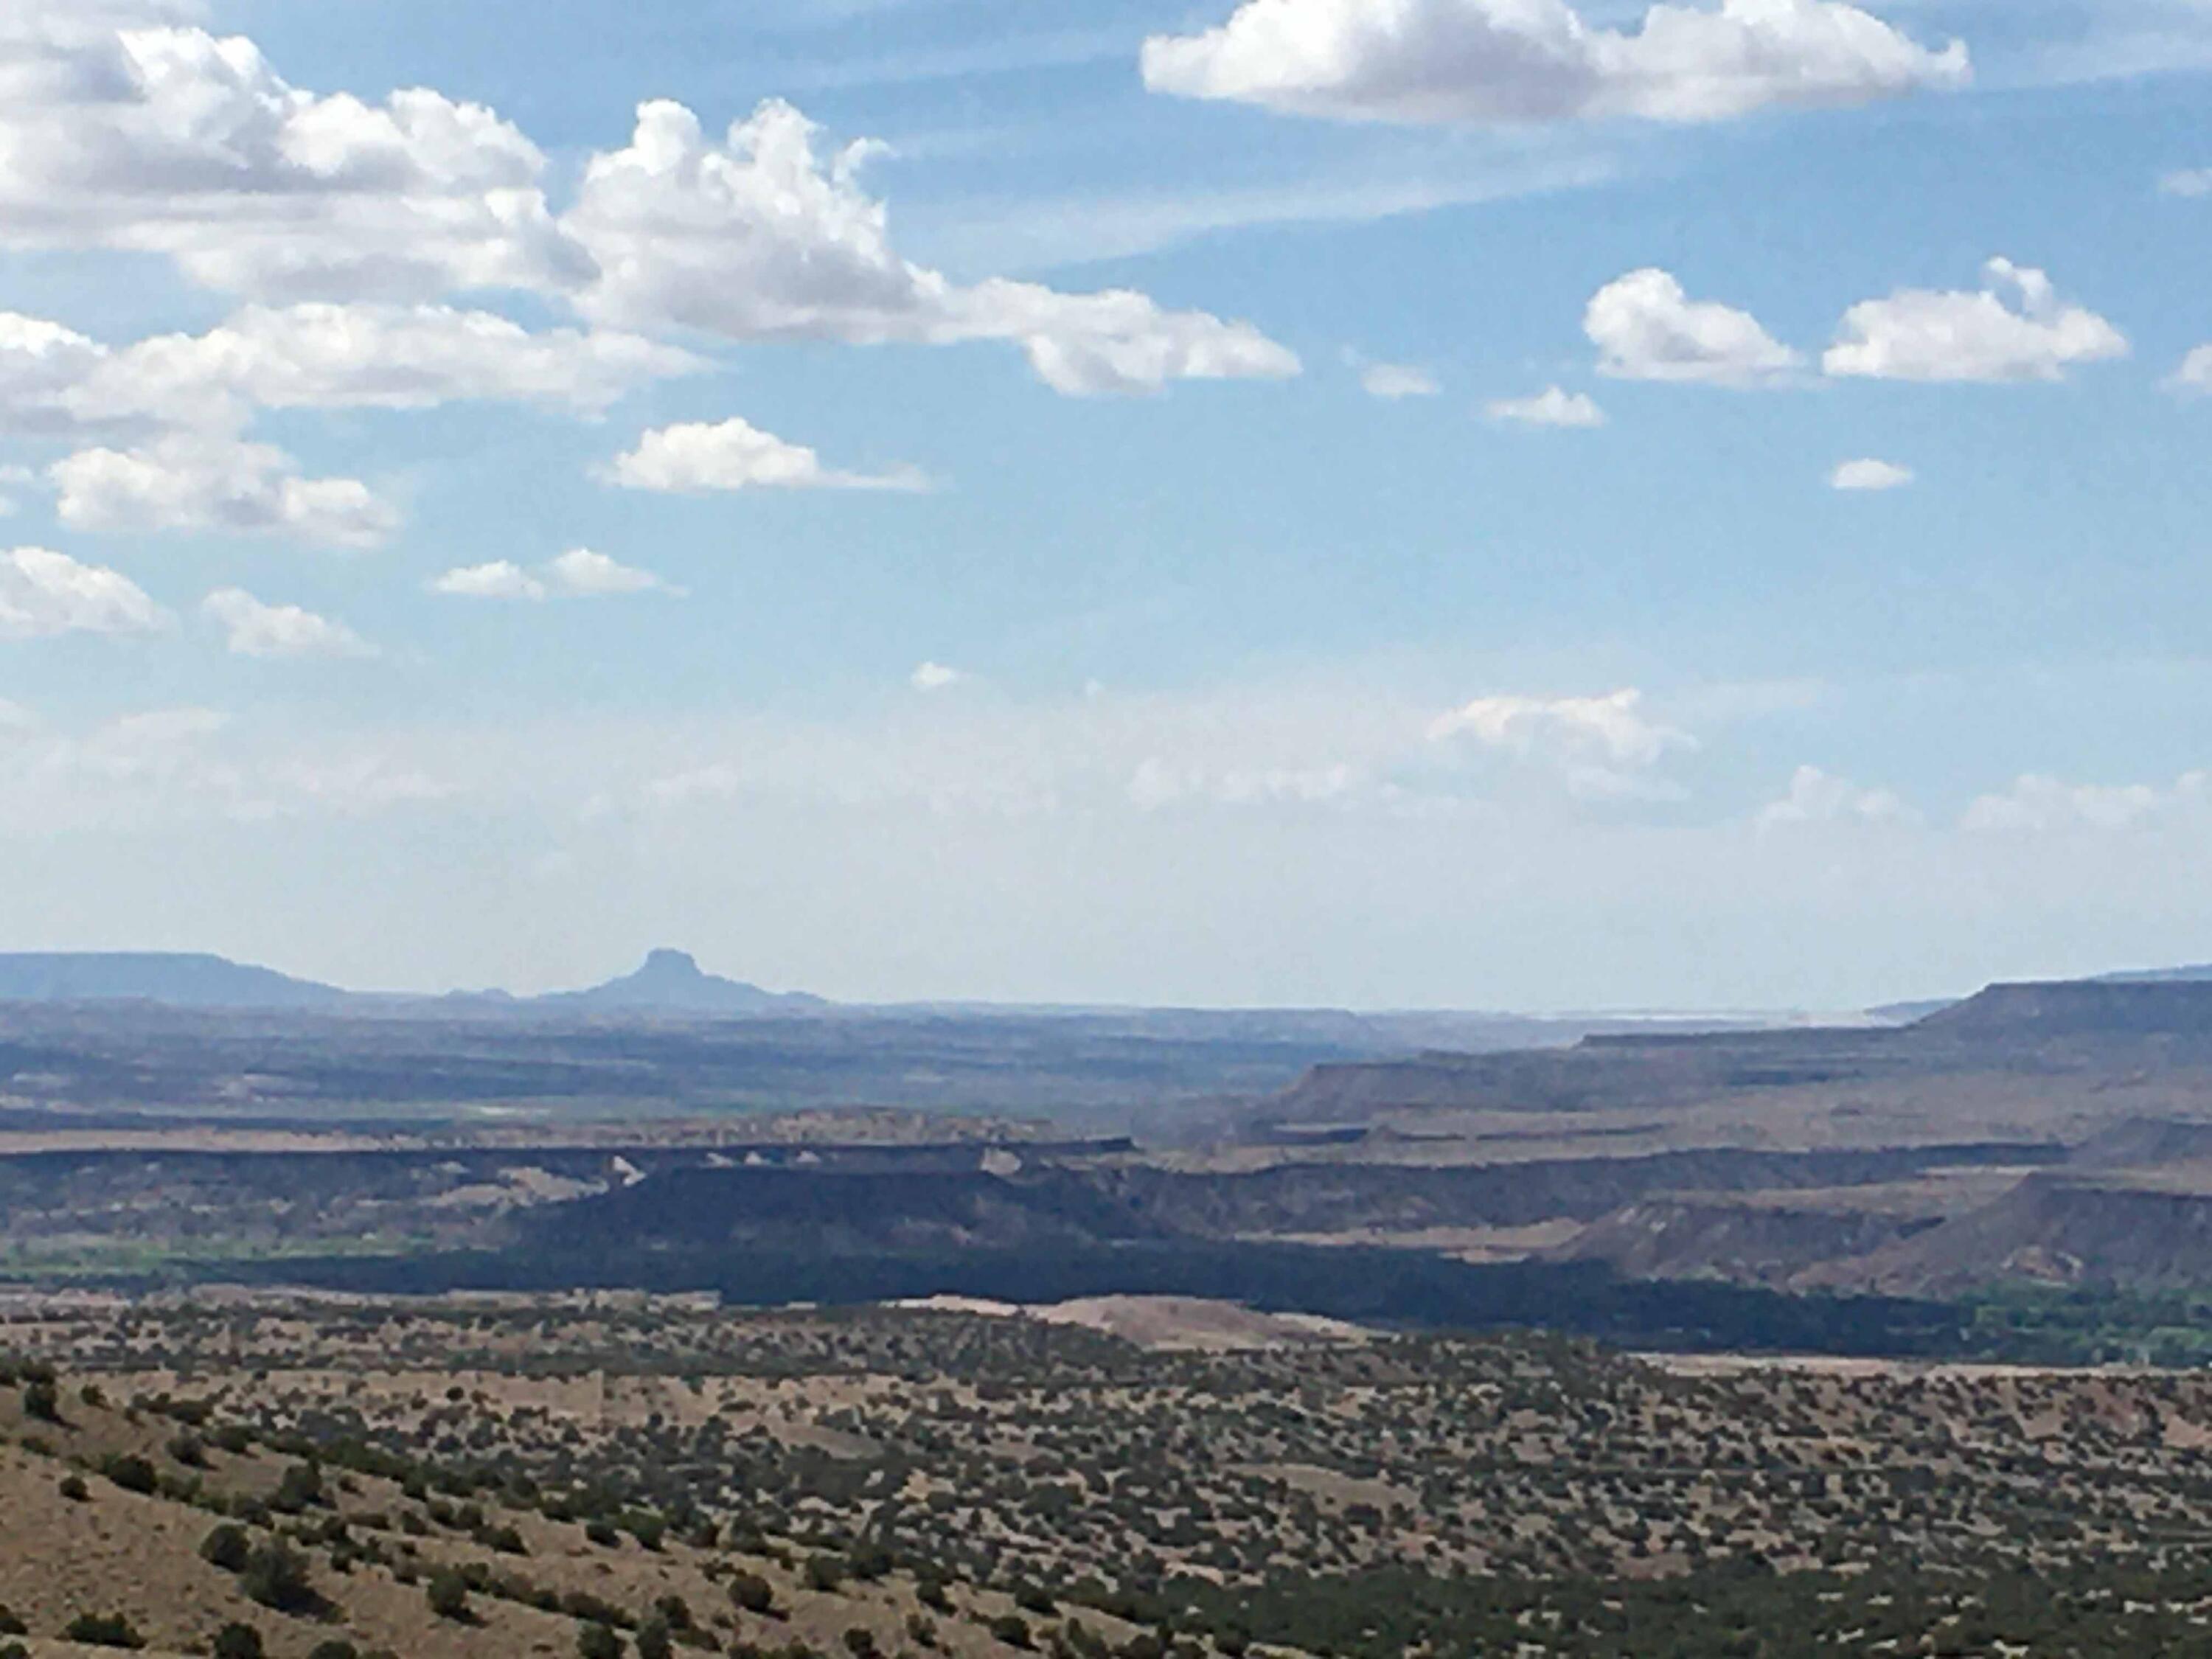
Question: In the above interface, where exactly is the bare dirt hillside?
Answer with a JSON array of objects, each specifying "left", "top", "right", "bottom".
[{"left": 0, "top": 1365, "right": 1102, "bottom": 1659}]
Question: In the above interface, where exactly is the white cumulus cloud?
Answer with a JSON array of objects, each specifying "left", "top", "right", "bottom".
[
  {"left": 1757, "top": 765, "right": 1914, "bottom": 829},
  {"left": 1829, "top": 457, "right": 1913, "bottom": 491},
  {"left": 560, "top": 99, "right": 1298, "bottom": 396},
  {"left": 431, "top": 561, "right": 546, "bottom": 601},
  {"left": 1140, "top": 0, "right": 1969, "bottom": 127},
  {"left": 1359, "top": 361, "right": 1439, "bottom": 399},
  {"left": 431, "top": 549, "right": 674, "bottom": 600},
  {"left": 0, "top": 545, "right": 167, "bottom": 638},
  {"left": 0, "top": 13, "right": 587, "bottom": 302},
  {"left": 543, "top": 547, "right": 672, "bottom": 597},
  {"left": 1824, "top": 259, "right": 2128, "bottom": 383},
  {"left": 1587, "top": 268, "right": 1801, "bottom": 385},
  {"left": 75, "top": 305, "right": 700, "bottom": 429},
  {"left": 49, "top": 435, "right": 397, "bottom": 548},
  {"left": 1430, "top": 687, "right": 1693, "bottom": 799},
  {"left": 2169, "top": 346, "right": 2212, "bottom": 395},
  {"left": 0, "top": 15, "right": 1293, "bottom": 403},
  {"left": 2160, "top": 168, "right": 2212, "bottom": 198},
  {"left": 1961, "top": 774, "right": 2205, "bottom": 835},
  {"left": 1486, "top": 386, "right": 1607, "bottom": 426},
  {"left": 0, "top": 311, "right": 111, "bottom": 434},
  {"left": 608, "top": 417, "right": 928, "bottom": 494},
  {"left": 201, "top": 587, "right": 376, "bottom": 659},
  {"left": 911, "top": 661, "right": 967, "bottom": 692}
]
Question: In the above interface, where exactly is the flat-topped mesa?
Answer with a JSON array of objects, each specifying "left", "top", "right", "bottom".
[{"left": 1915, "top": 978, "right": 2212, "bottom": 1039}]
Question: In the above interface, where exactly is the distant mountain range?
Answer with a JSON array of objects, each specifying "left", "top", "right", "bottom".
[
  {"left": 0, "top": 952, "right": 349, "bottom": 1009},
  {"left": 7, "top": 947, "right": 2212, "bottom": 1026},
  {"left": 0, "top": 948, "right": 821, "bottom": 1018}
]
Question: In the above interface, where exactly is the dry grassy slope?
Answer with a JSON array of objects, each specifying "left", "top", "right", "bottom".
[{"left": 0, "top": 1379, "right": 1130, "bottom": 1659}]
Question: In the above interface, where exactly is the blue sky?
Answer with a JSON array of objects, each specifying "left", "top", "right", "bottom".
[{"left": 0, "top": 0, "right": 2208, "bottom": 1008}]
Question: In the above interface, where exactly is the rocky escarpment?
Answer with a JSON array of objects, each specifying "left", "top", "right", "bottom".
[
  {"left": 1548, "top": 1196, "right": 1944, "bottom": 1290},
  {"left": 1805, "top": 1169, "right": 2212, "bottom": 1296}
]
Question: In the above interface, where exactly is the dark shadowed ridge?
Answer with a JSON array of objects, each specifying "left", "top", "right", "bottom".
[{"left": 0, "top": 951, "right": 347, "bottom": 1009}]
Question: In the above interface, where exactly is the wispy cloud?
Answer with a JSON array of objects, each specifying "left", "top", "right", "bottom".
[{"left": 914, "top": 149, "right": 1621, "bottom": 273}]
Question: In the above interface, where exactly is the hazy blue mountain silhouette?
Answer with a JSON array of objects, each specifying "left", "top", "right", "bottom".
[
  {"left": 0, "top": 947, "right": 822, "bottom": 1016},
  {"left": 0, "top": 952, "right": 347, "bottom": 1008},
  {"left": 533, "top": 949, "right": 827, "bottom": 1015}
]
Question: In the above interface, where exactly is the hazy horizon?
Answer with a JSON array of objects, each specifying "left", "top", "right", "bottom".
[{"left": 1, "top": 0, "right": 2208, "bottom": 1011}]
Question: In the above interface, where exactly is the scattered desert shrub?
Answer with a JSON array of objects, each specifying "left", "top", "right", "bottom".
[
  {"left": 241, "top": 1541, "right": 319, "bottom": 1615},
  {"left": 211, "top": 1622, "right": 266, "bottom": 1659},
  {"left": 728, "top": 1573, "right": 776, "bottom": 1615},
  {"left": 426, "top": 1568, "right": 473, "bottom": 1621},
  {"left": 273, "top": 1461, "right": 325, "bottom": 1513},
  {"left": 63, "top": 1611, "right": 145, "bottom": 1649},
  {"left": 102, "top": 1453, "right": 159, "bottom": 1495},
  {"left": 201, "top": 1523, "right": 252, "bottom": 1572}
]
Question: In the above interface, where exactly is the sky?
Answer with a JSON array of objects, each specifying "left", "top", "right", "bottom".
[{"left": 0, "top": 0, "right": 2208, "bottom": 1010}]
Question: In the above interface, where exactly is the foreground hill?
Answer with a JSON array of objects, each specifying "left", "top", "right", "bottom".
[
  {"left": 13, "top": 1294, "right": 2212, "bottom": 1657},
  {"left": 0, "top": 1343, "right": 1088, "bottom": 1659}
]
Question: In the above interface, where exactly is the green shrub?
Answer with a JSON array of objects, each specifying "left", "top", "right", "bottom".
[
  {"left": 104, "top": 1454, "right": 159, "bottom": 1495},
  {"left": 989, "top": 1614, "right": 1032, "bottom": 1649},
  {"left": 561, "top": 1591, "right": 632, "bottom": 1628},
  {"left": 0, "top": 1605, "right": 24, "bottom": 1636},
  {"left": 426, "top": 1569, "right": 473, "bottom": 1621},
  {"left": 201, "top": 1523, "right": 252, "bottom": 1573},
  {"left": 63, "top": 1611, "right": 145, "bottom": 1649},
  {"left": 59, "top": 1472, "right": 90, "bottom": 1501},
  {"left": 240, "top": 1542, "right": 319, "bottom": 1614},
  {"left": 728, "top": 1573, "right": 776, "bottom": 1615},
  {"left": 579, "top": 1624, "right": 625, "bottom": 1659},
  {"left": 211, "top": 1623, "right": 266, "bottom": 1659},
  {"left": 307, "top": 1644, "right": 361, "bottom": 1659},
  {"left": 272, "top": 1462, "right": 324, "bottom": 1514}
]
